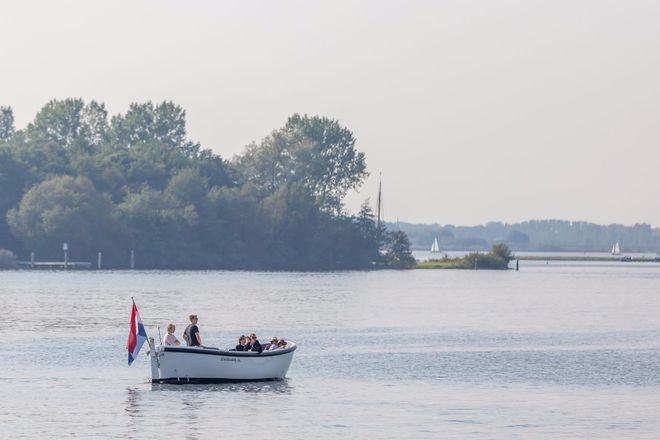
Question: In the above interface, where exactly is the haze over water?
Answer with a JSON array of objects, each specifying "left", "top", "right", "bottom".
[{"left": 3, "top": 262, "right": 660, "bottom": 439}]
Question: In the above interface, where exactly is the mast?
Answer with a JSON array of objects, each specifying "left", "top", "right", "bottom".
[{"left": 376, "top": 173, "right": 382, "bottom": 232}]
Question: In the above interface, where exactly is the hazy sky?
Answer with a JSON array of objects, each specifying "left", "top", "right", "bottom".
[{"left": 2, "top": 1, "right": 659, "bottom": 226}]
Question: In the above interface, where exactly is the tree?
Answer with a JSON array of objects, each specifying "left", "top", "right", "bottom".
[
  {"left": 356, "top": 199, "right": 377, "bottom": 241},
  {"left": 235, "top": 114, "right": 367, "bottom": 212},
  {"left": 11, "top": 99, "right": 111, "bottom": 179},
  {"left": 0, "top": 99, "right": 398, "bottom": 270},
  {"left": 354, "top": 199, "right": 381, "bottom": 263},
  {"left": 25, "top": 99, "right": 109, "bottom": 151},
  {"left": 0, "top": 146, "right": 33, "bottom": 250},
  {"left": 79, "top": 101, "right": 110, "bottom": 149},
  {"left": 111, "top": 101, "right": 200, "bottom": 156},
  {"left": 200, "top": 184, "right": 264, "bottom": 268},
  {"left": 383, "top": 230, "right": 416, "bottom": 268},
  {"left": 118, "top": 185, "right": 191, "bottom": 268},
  {"left": 192, "top": 148, "right": 235, "bottom": 188},
  {"left": 0, "top": 106, "right": 15, "bottom": 142},
  {"left": 7, "top": 175, "right": 124, "bottom": 263},
  {"left": 165, "top": 168, "right": 209, "bottom": 208},
  {"left": 235, "top": 134, "right": 291, "bottom": 197},
  {"left": 491, "top": 243, "right": 512, "bottom": 262}
]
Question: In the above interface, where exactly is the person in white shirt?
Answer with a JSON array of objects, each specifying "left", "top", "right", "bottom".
[
  {"left": 163, "top": 323, "right": 181, "bottom": 346},
  {"left": 266, "top": 337, "right": 280, "bottom": 350}
]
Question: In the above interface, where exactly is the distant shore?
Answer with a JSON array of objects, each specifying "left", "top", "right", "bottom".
[
  {"left": 415, "top": 254, "right": 660, "bottom": 269},
  {"left": 515, "top": 255, "right": 660, "bottom": 263}
]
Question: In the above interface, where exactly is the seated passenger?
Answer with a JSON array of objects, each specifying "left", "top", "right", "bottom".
[
  {"left": 265, "top": 337, "right": 279, "bottom": 350},
  {"left": 234, "top": 335, "right": 247, "bottom": 351},
  {"left": 277, "top": 339, "right": 287, "bottom": 349},
  {"left": 163, "top": 323, "right": 181, "bottom": 346},
  {"left": 247, "top": 333, "right": 263, "bottom": 354}
]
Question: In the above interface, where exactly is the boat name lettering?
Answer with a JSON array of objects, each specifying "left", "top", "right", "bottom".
[{"left": 220, "top": 357, "right": 240, "bottom": 362}]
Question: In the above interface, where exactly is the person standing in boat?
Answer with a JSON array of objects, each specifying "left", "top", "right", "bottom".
[{"left": 183, "top": 314, "right": 202, "bottom": 347}]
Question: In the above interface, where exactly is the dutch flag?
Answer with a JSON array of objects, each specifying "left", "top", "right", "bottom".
[{"left": 126, "top": 299, "right": 148, "bottom": 366}]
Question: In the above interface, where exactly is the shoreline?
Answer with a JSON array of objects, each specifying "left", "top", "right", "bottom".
[{"left": 515, "top": 255, "right": 659, "bottom": 262}]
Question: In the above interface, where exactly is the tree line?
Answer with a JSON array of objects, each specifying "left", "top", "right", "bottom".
[
  {"left": 0, "top": 99, "right": 414, "bottom": 269},
  {"left": 396, "top": 219, "right": 660, "bottom": 252}
]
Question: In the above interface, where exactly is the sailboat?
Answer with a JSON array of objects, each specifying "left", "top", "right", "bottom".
[
  {"left": 611, "top": 242, "right": 621, "bottom": 255},
  {"left": 430, "top": 237, "right": 440, "bottom": 253}
]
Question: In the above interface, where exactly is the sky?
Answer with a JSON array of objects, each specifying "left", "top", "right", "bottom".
[{"left": 1, "top": 0, "right": 659, "bottom": 226}]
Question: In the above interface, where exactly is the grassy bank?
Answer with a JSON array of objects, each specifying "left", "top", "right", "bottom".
[
  {"left": 415, "top": 244, "right": 511, "bottom": 270},
  {"left": 416, "top": 259, "right": 473, "bottom": 269}
]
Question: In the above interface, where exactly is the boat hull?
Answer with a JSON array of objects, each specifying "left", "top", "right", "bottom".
[{"left": 149, "top": 343, "right": 297, "bottom": 384}]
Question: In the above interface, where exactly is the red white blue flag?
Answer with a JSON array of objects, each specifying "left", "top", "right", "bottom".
[{"left": 126, "top": 300, "right": 148, "bottom": 366}]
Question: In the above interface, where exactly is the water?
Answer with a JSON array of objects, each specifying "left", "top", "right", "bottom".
[{"left": 2, "top": 265, "right": 660, "bottom": 439}]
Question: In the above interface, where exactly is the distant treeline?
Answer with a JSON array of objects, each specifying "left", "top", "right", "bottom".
[
  {"left": 394, "top": 220, "right": 660, "bottom": 253},
  {"left": 0, "top": 99, "right": 414, "bottom": 269}
]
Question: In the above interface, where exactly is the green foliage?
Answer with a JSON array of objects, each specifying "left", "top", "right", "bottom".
[
  {"left": 0, "top": 107, "right": 15, "bottom": 142},
  {"left": 416, "top": 258, "right": 470, "bottom": 269},
  {"left": 462, "top": 252, "right": 509, "bottom": 270},
  {"left": 7, "top": 175, "right": 125, "bottom": 263},
  {"left": 418, "top": 244, "right": 511, "bottom": 270},
  {"left": 491, "top": 243, "right": 512, "bottom": 262},
  {"left": 0, "top": 248, "right": 18, "bottom": 269},
  {"left": 235, "top": 114, "right": 367, "bottom": 213},
  {"left": 111, "top": 101, "right": 199, "bottom": 156},
  {"left": 382, "top": 230, "right": 416, "bottom": 268},
  {"left": 354, "top": 200, "right": 381, "bottom": 262},
  {"left": 0, "top": 145, "right": 33, "bottom": 249},
  {"left": 0, "top": 99, "right": 410, "bottom": 270}
]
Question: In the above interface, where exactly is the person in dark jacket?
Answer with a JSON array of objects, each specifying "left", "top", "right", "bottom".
[
  {"left": 248, "top": 333, "right": 263, "bottom": 354},
  {"left": 234, "top": 335, "right": 246, "bottom": 351}
]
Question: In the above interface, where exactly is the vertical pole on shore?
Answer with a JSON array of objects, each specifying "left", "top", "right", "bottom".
[
  {"left": 130, "top": 250, "right": 135, "bottom": 270},
  {"left": 516, "top": 259, "right": 519, "bottom": 271},
  {"left": 376, "top": 172, "right": 382, "bottom": 249},
  {"left": 30, "top": 252, "right": 35, "bottom": 268},
  {"left": 97, "top": 252, "right": 102, "bottom": 270},
  {"left": 63, "top": 242, "right": 69, "bottom": 270},
  {"left": 474, "top": 257, "right": 478, "bottom": 270}
]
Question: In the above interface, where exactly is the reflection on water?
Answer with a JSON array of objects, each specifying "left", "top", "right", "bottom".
[
  {"left": 124, "top": 386, "right": 145, "bottom": 439},
  {"left": 120, "top": 379, "right": 295, "bottom": 439},
  {"left": 150, "top": 379, "right": 293, "bottom": 394}
]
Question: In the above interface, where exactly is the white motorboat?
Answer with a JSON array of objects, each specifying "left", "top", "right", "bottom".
[{"left": 147, "top": 338, "right": 297, "bottom": 384}]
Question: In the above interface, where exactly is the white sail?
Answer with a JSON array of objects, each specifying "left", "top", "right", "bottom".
[
  {"left": 611, "top": 242, "right": 621, "bottom": 255},
  {"left": 431, "top": 237, "right": 440, "bottom": 253}
]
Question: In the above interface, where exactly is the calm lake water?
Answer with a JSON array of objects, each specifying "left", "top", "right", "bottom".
[{"left": 2, "top": 262, "right": 660, "bottom": 439}]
